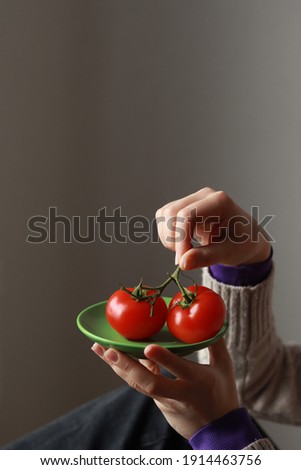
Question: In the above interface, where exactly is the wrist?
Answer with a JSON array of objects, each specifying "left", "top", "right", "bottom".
[{"left": 241, "top": 242, "right": 272, "bottom": 265}]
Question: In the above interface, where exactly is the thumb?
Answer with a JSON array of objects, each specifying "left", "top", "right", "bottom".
[
  {"left": 208, "top": 339, "right": 232, "bottom": 369},
  {"left": 144, "top": 344, "right": 202, "bottom": 380},
  {"left": 179, "top": 244, "right": 229, "bottom": 270}
]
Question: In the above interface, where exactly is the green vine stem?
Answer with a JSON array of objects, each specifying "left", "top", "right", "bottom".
[
  {"left": 142, "top": 265, "right": 181, "bottom": 292},
  {"left": 168, "top": 266, "right": 196, "bottom": 305},
  {"left": 120, "top": 265, "right": 198, "bottom": 316}
]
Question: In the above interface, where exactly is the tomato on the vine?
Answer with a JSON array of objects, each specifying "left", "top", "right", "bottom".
[
  {"left": 106, "top": 288, "right": 168, "bottom": 340},
  {"left": 167, "top": 285, "right": 226, "bottom": 343}
]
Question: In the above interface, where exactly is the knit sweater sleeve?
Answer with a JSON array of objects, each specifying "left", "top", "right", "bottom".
[
  {"left": 201, "top": 265, "right": 301, "bottom": 425},
  {"left": 244, "top": 438, "right": 275, "bottom": 450}
]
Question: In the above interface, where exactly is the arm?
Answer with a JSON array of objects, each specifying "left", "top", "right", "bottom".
[
  {"left": 157, "top": 187, "right": 301, "bottom": 424},
  {"left": 202, "top": 265, "right": 301, "bottom": 425}
]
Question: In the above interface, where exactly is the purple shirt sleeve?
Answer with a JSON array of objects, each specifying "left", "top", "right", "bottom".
[
  {"left": 209, "top": 248, "right": 273, "bottom": 287},
  {"left": 189, "top": 408, "right": 263, "bottom": 450}
]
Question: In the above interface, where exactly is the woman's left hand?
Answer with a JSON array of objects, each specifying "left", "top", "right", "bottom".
[{"left": 91, "top": 339, "right": 239, "bottom": 440}]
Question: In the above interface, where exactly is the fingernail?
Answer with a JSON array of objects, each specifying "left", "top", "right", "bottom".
[
  {"left": 180, "top": 256, "right": 196, "bottom": 271},
  {"left": 91, "top": 343, "right": 105, "bottom": 357},
  {"left": 175, "top": 252, "right": 179, "bottom": 265},
  {"left": 104, "top": 349, "right": 119, "bottom": 363}
]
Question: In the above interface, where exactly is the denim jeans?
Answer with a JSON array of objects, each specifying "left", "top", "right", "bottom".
[{"left": 4, "top": 385, "right": 191, "bottom": 450}]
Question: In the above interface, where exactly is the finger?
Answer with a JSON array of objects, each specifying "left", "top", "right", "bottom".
[
  {"left": 144, "top": 344, "right": 206, "bottom": 380},
  {"left": 156, "top": 188, "right": 216, "bottom": 254},
  {"left": 139, "top": 358, "right": 161, "bottom": 375},
  {"left": 157, "top": 188, "right": 215, "bottom": 220},
  {"left": 179, "top": 242, "right": 231, "bottom": 270},
  {"left": 91, "top": 343, "right": 106, "bottom": 357},
  {"left": 103, "top": 348, "right": 173, "bottom": 398},
  {"left": 175, "top": 191, "right": 230, "bottom": 262}
]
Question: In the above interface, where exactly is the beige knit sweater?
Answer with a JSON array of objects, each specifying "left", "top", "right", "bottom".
[{"left": 200, "top": 265, "right": 301, "bottom": 450}]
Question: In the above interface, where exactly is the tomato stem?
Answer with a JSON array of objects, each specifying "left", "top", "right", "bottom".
[
  {"left": 168, "top": 266, "right": 196, "bottom": 306},
  {"left": 132, "top": 279, "right": 144, "bottom": 297},
  {"left": 141, "top": 265, "right": 180, "bottom": 292},
  {"left": 120, "top": 265, "right": 197, "bottom": 314}
]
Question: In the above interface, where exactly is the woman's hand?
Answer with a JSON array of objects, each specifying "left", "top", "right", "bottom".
[
  {"left": 91, "top": 339, "right": 239, "bottom": 440},
  {"left": 155, "top": 187, "right": 271, "bottom": 270}
]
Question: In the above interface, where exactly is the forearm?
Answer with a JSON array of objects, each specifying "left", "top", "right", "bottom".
[{"left": 201, "top": 266, "right": 301, "bottom": 424}]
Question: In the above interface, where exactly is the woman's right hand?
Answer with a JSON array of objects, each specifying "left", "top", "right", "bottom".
[{"left": 155, "top": 187, "right": 271, "bottom": 270}]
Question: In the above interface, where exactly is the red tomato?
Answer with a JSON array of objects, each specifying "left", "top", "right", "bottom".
[
  {"left": 167, "top": 285, "right": 226, "bottom": 343},
  {"left": 106, "top": 288, "right": 168, "bottom": 340}
]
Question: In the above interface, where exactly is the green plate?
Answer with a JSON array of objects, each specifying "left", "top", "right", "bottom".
[{"left": 76, "top": 298, "right": 228, "bottom": 359}]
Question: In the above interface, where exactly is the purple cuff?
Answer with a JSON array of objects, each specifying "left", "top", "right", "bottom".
[
  {"left": 209, "top": 248, "right": 273, "bottom": 287},
  {"left": 189, "top": 408, "right": 262, "bottom": 450}
]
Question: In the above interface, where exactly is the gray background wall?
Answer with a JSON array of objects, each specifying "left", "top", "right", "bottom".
[{"left": 1, "top": 0, "right": 301, "bottom": 449}]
